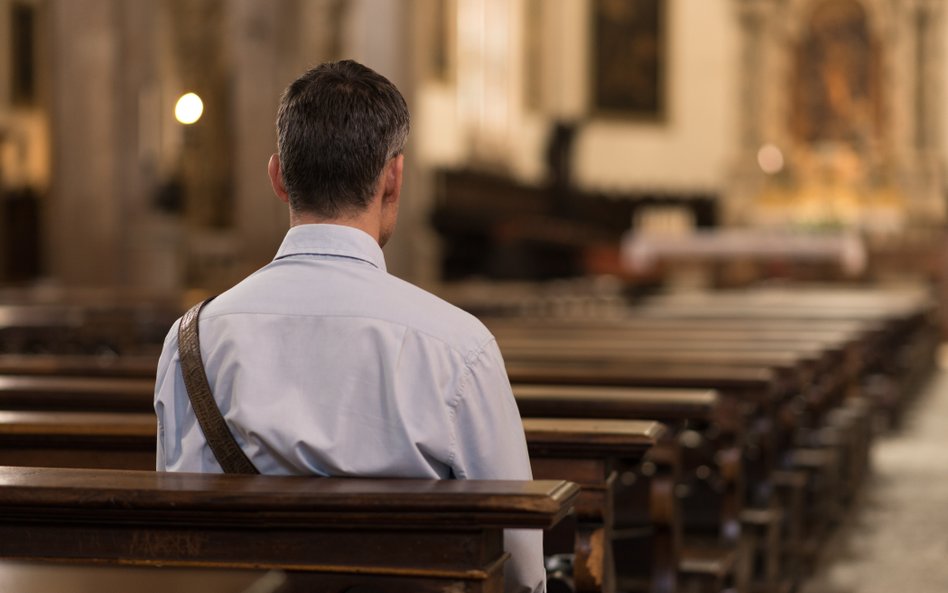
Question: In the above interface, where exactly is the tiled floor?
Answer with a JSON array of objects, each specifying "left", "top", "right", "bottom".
[{"left": 799, "top": 358, "right": 948, "bottom": 593}]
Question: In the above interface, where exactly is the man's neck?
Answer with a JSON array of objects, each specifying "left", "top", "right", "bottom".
[{"left": 289, "top": 208, "right": 382, "bottom": 245}]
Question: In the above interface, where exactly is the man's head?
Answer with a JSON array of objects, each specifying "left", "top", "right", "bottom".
[{"left": 271, "top": 60, "right": 410, "bottom": 226}]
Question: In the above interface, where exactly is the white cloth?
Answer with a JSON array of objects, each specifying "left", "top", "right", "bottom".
[{"left": 154, "top": 223, "right": 543, "bottom": 593}]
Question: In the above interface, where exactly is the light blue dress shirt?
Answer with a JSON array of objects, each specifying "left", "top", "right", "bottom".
[{"left": 154, "top": 223, "right": 543, "bottom": 593}]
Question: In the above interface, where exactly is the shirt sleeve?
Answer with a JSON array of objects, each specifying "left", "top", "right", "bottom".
[
  {"left": 451, "top": 339, "right": 545, "bottom": 593},
  {"left": 153, "top": 321, "right": 181, "bottom": 471}
]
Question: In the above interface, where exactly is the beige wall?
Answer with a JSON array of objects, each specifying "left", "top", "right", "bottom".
[
  {"left": 414, "top": 0, "right": 741, "bottom": 194},
  {"left": 573, "top": 0, "right": 740, "bottom": 192}
]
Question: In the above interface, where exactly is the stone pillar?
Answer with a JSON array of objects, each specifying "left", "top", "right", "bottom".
[
  {"left": 915, "top": 0, "right": 945, "bottom": 222},
  {"left": 227, "top": 0, "right": 300, "bottom": 273},
  {"left": 726, "top": 0, "right": 771, "bottom": 225},
  {"left": 48, "top": 0, "right": 180, "bottom": 292},
  {"left": 47, "top": 0, "right": 123, "bottom": 286},
  {"left": 115, "top": 0, "right": 182, "bottom": 294}
]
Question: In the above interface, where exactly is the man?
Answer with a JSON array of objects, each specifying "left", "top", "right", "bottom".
[{"left": 154, "top": 60, "right": 543, "bottom": 592}]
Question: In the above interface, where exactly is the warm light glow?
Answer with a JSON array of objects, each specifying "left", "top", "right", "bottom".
[
  {"left": 757, "top": 144, "right": 785, "bottom": 175},
  {"left": 174, "top": 92, "right": 204, "bottom": 125}
]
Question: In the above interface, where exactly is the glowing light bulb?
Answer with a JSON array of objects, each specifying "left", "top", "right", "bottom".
[
  {"left": 174, "top": 92, "right": 204, "bottom": 125},
  {"left": 757, "top": 143, "right": 784, "bottom": 175}
]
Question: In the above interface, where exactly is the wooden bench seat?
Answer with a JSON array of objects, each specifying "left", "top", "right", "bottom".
[
  {"left": 0, "top": 375, "right": 715, "bottom": 593},
  {"left": 0, "top": 353, "right": 158, "bottom": 378},
  {"left": 516, "top": 385, "right": 748, "bottom": 593},
  {"left": 522, "top": 418, "right": 667, "bottom": 593},
  {"left": 629, "top": 292, "right": 939, "bottom": 417},
  {"left": 0, "top": 286, "right": 934, "bottom": 593},
  {"left": 0, "top": 408, "right": 665, "bottom": 593},
  {"left": 475, "top": 285, "right": 937, "bottom": 592},
  {"left": 501, "top": 333, "right": 858, "bottom": 486},
  {"left": 500, "top": 333, "right": 860, "bottom": 502},
  {"left": 0, "top": 465, "right": 578, "bottom": 593},
  {"left": 504, "top": 356, "right": 830, "bottom": 593},
  {"left": 0, "top": 410, "right": 155, "bottom": 470},
  {"left": 0, "top": 375, "right": 154, "bottom": 412}
]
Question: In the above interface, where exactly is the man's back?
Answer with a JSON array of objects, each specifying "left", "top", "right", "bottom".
[
  {"left": 156, "top": 59, "right": 545, "bottom": 593},
  {"left": 155, "top": 224, "right": 528, "bottom": 480}
]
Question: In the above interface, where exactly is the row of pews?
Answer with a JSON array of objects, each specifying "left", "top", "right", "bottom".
[
  {"left": 487, "top": 285, "right": 939, "bottom": 593},
  {"left": 0, "top": 284, "right": 938, "bottom": 593}
]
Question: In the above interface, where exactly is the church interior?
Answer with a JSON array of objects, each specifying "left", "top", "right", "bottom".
[{"left": 0, "top": 0, "right": 947, "bottom": 592}]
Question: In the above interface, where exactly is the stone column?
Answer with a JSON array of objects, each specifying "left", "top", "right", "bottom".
[
  {"left": 48, "top": 0, "right": 181, "bottom": 292},
  {"left": 115, "top": 0, "right": 182, "bottom": 294},
  {"left": 726, "top": 0, "right": 771, "bottom": 225},
  {"left": 227, "top": 0, "right": 301, "bottom": 273},
  {"left": 916, "top": 0, "right": 945, "bottom": 222},
  {"left": 47, "top": 0, "right": 123, "bottom": 286}
]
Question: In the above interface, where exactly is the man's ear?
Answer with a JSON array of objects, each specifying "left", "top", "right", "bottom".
[
  {"left": 268, "top": 154, "right": 290, "bottom": 204},
  {"left": 382, "top": 154, "right": 404, "bottom": 204}
]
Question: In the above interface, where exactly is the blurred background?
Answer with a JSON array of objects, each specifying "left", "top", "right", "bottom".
[{"left": 0, "top": 0, "right": 946, "bottom": 310}]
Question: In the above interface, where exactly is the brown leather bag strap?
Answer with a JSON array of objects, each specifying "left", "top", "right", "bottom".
[{"left": 178, "top": 297, "right": 259, "bottom": 475}]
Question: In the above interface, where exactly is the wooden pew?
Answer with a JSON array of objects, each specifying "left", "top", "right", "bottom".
[
  {"left": 0, "top": 370, "right": 720, "bottom": 592},
  {"left": 0, "top": 375, "right": 155, "bottom": 412},
  {"left": 506, "top": 361, "right": 780, "bottom": 593},
  {"left": 610, "top": 287, "right": 936, "bottom": 491},
  {"left": 0, "top": 410, "right": 155, "bottom": 470},
  {"left": 631, "top": 289, "right": 939, "bottom": 421},
  {"left": 0, "top": 408, "right": 665, "bottom": 593},
  {"left": 488, "top": 315, "right": 873, "bottom": 477},
  {"left": 0, "top": 287, "right": 934, "bottom": 592},
  {"left": 0, "top": 353, "right": 804, "bottom": 587},
  {"left": 0, "top": 465, "right": 578, "bottom": 593},
  {"left": 486, "top": 286, "right": 938, "bottom": 587},
  {"left": 0, "top": 302, "right": 177, "bottom": 356},
  {"left": 452, "top": 284, "right": 936, "bottom": 592},
  {"left": 507, "top": 353, "right": 837, "bottom": 586},
  {"left": 524, "top": 418, "right": 666, "bottom": 593},
  {"left": 515, "top": 385, "right": 743, "bottom": 593},
  {"left": 0, "top": 373, "right": 689, "bottom": 592},
  {"left": 0, "top": 353, "right": 158, "bottom": 378},
  {"left": 496, "top": 325, "right": 865, "bottom": 496},
  {"left": 497, "top": 334, "right": 855, "bottom": 517}
]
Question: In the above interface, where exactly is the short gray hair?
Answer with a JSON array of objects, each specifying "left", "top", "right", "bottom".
[{"left": 276, "top": 60, "right": 411, "bottom": 218}]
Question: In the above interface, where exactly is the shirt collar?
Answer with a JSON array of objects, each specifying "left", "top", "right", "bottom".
[{"left": 274, "top": 224, "right": 387, "bottom": 272}]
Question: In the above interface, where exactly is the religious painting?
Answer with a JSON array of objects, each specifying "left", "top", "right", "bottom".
[
  {"left": 591, "top": 0, "right": 665, "bottom": 119},
  {"left": 790, "top": 0, "right": 883, "bottom": 147}
]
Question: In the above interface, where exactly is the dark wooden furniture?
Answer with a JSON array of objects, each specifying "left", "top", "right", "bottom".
[
  {"left": 516, "top": 386, "right": 739, "bottom": 593},
  {"left": 0, "top": 410, "right": 155, "bottom": 469},
  {"left": 0, "top": 407, "right": 664, "bottom": 593},
  {"left": 0, "top": 375, "right": 155, "bottom": 411},
  {"left": 505, "top": 351, "right": 842, "bottom": 587},
  {"left": 0, "top": 465, "right": 578, "bottom": 593},
  {"left": 476, "top": 285, "right": 938, "bottom": 593},
  {"left": 0, "top": 353, "right": 158, "bottom": 378},
  {"left": 524, "top": 418, "right": 666, "bottom": 593}
]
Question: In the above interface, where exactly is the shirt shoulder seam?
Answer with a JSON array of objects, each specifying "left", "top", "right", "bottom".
[{"left": 198, "top": 310, "right": 492, "bottom": 361}]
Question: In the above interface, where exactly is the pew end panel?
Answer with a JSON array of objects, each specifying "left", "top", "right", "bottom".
[{"left": 523, "top": 418, "right": 666, "bottom": 593}]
